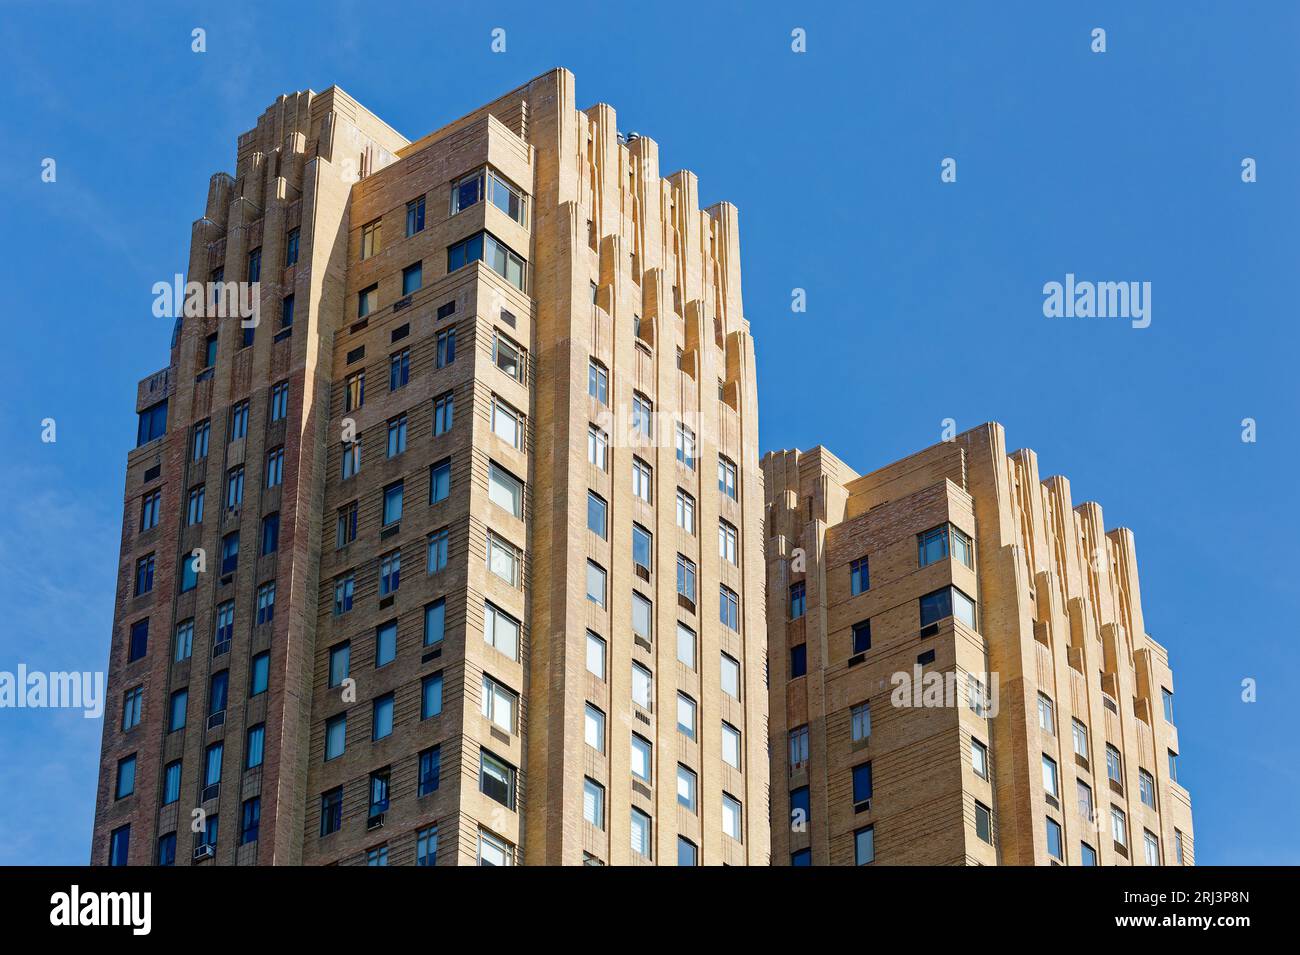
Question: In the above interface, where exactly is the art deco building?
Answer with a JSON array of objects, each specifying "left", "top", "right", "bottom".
[
  {"left": 763, "top": 423, "right": 1193, "bottom": 865},
  {"left": 93, "top": 68, "right": 769, "bottom": 866}
]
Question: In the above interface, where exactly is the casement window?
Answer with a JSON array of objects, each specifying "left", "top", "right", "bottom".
[
  {"left": 676, "top": 489, "right": 695, "bottom": 533},
  {"left": 585, "top": 704, "right": 606, "bottom": 753},
  {"left": 631, "top": 661, "right": 653, "bottom": 709},
  {"left": 632, "top": 458, "right": 653, "bottom": 502},
  {"left": 451, "top": 167, "right": 527, "bottom": 225},
  {"left": 437, "top": 328, "right": 456, "bottom": 368},
  {"left": 587, "top": 491, "right": 607, "bottom": 538},
  {"left": 717, "top": 455, "right": 738, "bottom": 500},
  {"left": 406, "top": 197, "right": 425, "bottom": 236},
  {"left": 328, "top": 642, "right": 350, "bottom": 687},
  {"left": 421, "top": 675, "right": 443, "bottom": 720},
  {"left": 631, "top": 734, "right": 653, "bottom": 782},
  {"left": 493, "top": 331, "right": 524, "bottom": 382},
  {"left": 418, "top": 748, "right": 440, "bottom": 797},
  {"left": 486, "top": 531, "right": 521, "bottom": 587},
  {"left": 402, "top": 261, "right": 423, "bottom": 296},
  {"left": 675, "top": 421, "right": 696, "bottom": 469},
  {"left": 789, "top": 725, "right": 809, "bottom": 766},
  {"left": 360, "top": 219, "right": 381, "bottom": 259},
  {"left": 852, "top": 703, "right": 872, "bottom": 742},
  {"left": 333, "top": 574, "right": 354, "bottom": 616},
  {"left": 1039, "top": 693, "right": 1056, "bottom": 734},
  {"left": 491, "top": 395, "right": 524, "bottom": 449},
  {"left": 676, "top": 623, "right": 696, "bottom": 669},
  {"left": 1046, "top": 818, "right": 1064, "bottom": 861},
  {"left": 588, "top": 425, "right": 608, "bottom": 470},
  {"left": 586, "top": 631, "right": 606, "bottom": 678},
  {"left": 480, "top": 750, "right": 516, "bottom": 809},
  {"left": 137, "top": 400, "right": 168, "bottom": 447},
  {"left": 632, "top": 524, "right": 653, "bottom": 573},
  {"left": 484, "top": 602, "right": 520, "bottom": 659},
  {"left": 427, "top": 529, "right": 449, "bottom": 574},
  {"left": 919, "top": 585, "right": 976, "bottom": 629},
  {"left": 917, "top": 523, "right": 974, "bottom": 568},
  {"left": 187, "top": 486, "right": 205, "bottom": 525},
  {"left": 382, "top": 481, "right": 404, "bottom": 525},
  {"left": 971, "top": 736, "right": 988, "bottom": 777},
  {"left": 583, "top": 778, "right": 605, "bottom": 830},
  {"left": 586, "top": 560, "right": 607, "bottom": 607},
  {"left": 719, "top": 519, "right": 738, "bottom": 564},
  {"left": 722, "top": 723, "right": 742, "bottom": 770},
  {"left": 719, "top": 585, "right": 740, "bottom": 631},
  {"left": 139, "top": 490, "right": 161, "bottom": 531},
  {"left": 134, "top": 556, "right": 155, "bottom": 596},
  {"left": 855, "top": 826, "right": 875, "bottom": 865},
  {"left": 432, "top": 391, "right": 455, "bottom": 435},
  {"left": 588, "top": 360, "right": 608, "bottom": 404},
  {"left": 341, "top": 442, "right": 360, "bottom": 482},
  {"left": 121, "top": 686, "right": 143, "bottom": 731},
  {"left": 789, "top": 581, "right": 805, "bottom": 619},
  {"left": 447, "top": 231, "right": 526, "bottom": 291},
  {"left": 379, "top": 550, "right": 401, "bottom": 596},
  {"left": 630, "top": 809, "right": 652, "bottom": 860},
  {"left": 386, "top": 416, "right": 407, "bottom": 458},
  {"left": 374, "top": 621, "right": 397, "bottom": 667},
  {"left": 265, "top": 446, "right": 284, "bottom": 486},
  {"left": 477, "top": 830, "right": 513, "bottom": 867},
  {"left": 285, "top": 227, "right": 299, "bottom": 266},
  {"left": 429, "top": 458, "right": 451, "bottom": 504},
  {"left": 389, "top": 350, "right": 410, "bottom": 392},
  {"left": 270, "top": 381, "right": 289, "bottom": 421},
  {"left": 481, "top": 674, "right": 518, "bottom": 733},
  {"left": 722, "top": 794, "right": 743, "bottom": 842},
  {"left": 631, "top": 393, "right": 654, "bottom": 440},
  {"left": 344, "top": 371, "right": 364, "bottom": 412},
  {"left": 256, "top": 581, "right": 275, "bottom": 625},
  {"left": 336, "top": 502, "right": 357, "bottom": 548},
  {"left": 1042, "top": 754, "right": 1060, "bottom": 798},
  {"left": 676, "top": 693, "right": 697, "bottom": 739},
  {"left": 850, "top": 557, "right": 870, "bottom": 595},
  {"left": 1139, "top": 769, "right": 1157, "bottom": 809},
  {"left": 720, "top": 653, "right": 741, "bottom": 700},
  {"left": 424, "top": 599, "right": 445, "bottom": 646},
  {"left": 676, "top": 555, "right": 696, "bottom": 603}
]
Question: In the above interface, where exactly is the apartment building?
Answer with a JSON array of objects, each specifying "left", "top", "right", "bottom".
[
  {"left": 763, "top": 423, "right": 1193, "bottom": 865},
  {"left": 92, "top": 68, "right": 769, "bottom": 866}
]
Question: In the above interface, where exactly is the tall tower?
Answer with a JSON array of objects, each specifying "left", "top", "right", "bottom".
[
  {"left": 92, "top": 69, "right": 769, "bottom": 866},
  {"left": 762, "top": 424, "right": 1193, "bottom": 866}
]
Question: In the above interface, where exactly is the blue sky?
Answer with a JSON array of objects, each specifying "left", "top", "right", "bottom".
[{"left": 0, "top": 0, "right": 1295, "bottom": 865}]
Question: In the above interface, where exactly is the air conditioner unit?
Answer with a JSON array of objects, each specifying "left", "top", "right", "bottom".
[
  {"left": 367, "top": 813, "right": 386, "bottom": 831},
  {"left": 207, "top": 710, "right": 226, "bottom": 730},
  {"left": 193, "top": 844, "right": 215, "bottom": 861}
]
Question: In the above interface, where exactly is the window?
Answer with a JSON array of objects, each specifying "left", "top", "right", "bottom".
[
  {"left": 493, "top": 331, "right": 524, "bottom": 381},
  {"left": 451, "top": 168, "right": 484, "bottom": 214},
  {"left": 421, "top": 674, "right": 443, "bottom": 720},
  {"left": 487, "top": 462, "right": 523, "bottom": 518},
  {"left": 382, "top": 481, "right": 403, "bottom": 525},
  {"left": 401, "top": 261, "right": 423, "bottom": 295},
  {"left": 631, "top": 733, "right": 652, "bottom": 781},
  {"left": 676, "top": 623, "right": 696, "bottom": 669},
  {"left": 1078, "top": 780, "right": 1094, "bottom": 822},
  {"left": 109, "top": 826, "right": 130, "bottom": 866},
  {"left": 447, "top": 231, "right": 526, "bottom": 290},
  {"left": 1046, "top": 817, "right": 1063, "bottom": 860},
  {"left": 1168, "top": 748, "right": 1179, "bottom": 783},
  {"left": 344, "top": 371, "right": 364, "bottom": 412},
  {"left": 477, "top": 830, "right": 512, "bottom": 867},
  {"left": 630, "top": 808, "right": 652, "bottom": 859},
  {"left": 718, "top": 455, "right": 737, "bottom": 500},
  {"left": 366, "top": 845, "right": 389, "bottom": 867},
  {"left": 487, "top": 168, "right": 527, "bottom": 223},
  {"left": 626, "top": 524, "right": 652, "bottom": 573},
  {"left": 1161, "top": 687, "right": 1175, "bottom": 723},
  {"left": 220, "top": 532, "right": 240, "bottom": 574},
  {"left": 918, "top": 523, "right": 974, "bottom": 568},
  {"left": 173, "top": 620, "right": 193, "bottom": 662},
  {"left": 285, "top": 227, "right": 299, "bottom": 266},
  {"left": 423, "top": 599, "right": 445, "bottom": 646},
  {"left": 121, "top": 686, "right": 143, "bottom": 731},
  {"left": 480, "top": 750, "right": 516, "bottom": 809},
  {"left": 486, "top": 531, "right": 521, "bottom": 587},
  {"left": 919, "top": 586, "right": 976, "bottom": 628},
  {"left": 1139, "top": 769, "right": 1157, "bottom": 808},
  {"left": 320, "top": 788, "right": 343, "bottom": 836},
  {"left": 1106, "top": 745, "right": 1123, "bottom": 785},
  {"left": 587, "top": 491, "right": 607, "bottom": 538},
  {"left": 845, "top": 621, "right": 870, "bottom": 659},
  {"left": 139, "top": 490, "right": 161, "bottom": 532},
  {"left": 631, "top": 661, "right": 653, "bottom": 710},
  {"left": 406, "top": 196, "right": 425, "bottom": 236},
  {"left": 590, "top": 358, "right": 608, "bottom": 402},
  {"left": 718, "top": 520, "right": 738, "bottom": 565},
  {"left": 429, "top": 458, "right": 451, "bottom": 503},
  {"left": 482, "top": 674, "right": 517, "bottom": 733},
  {"left": 230, "top": 401, "right": 249, "bottom": 440},
  {"left": 324, "top": 714, "right": 346, "bottom": 760},
  {"left": 203, "top": 334, "right": 218, "bottom": 370},
  {"left": 333, "top": 574, "right": 355, "bottom": 616},
  {"left": 1072, "top": 719, "right": 1089, "bottom": 760},
  {"left": 1174, "top": 829, "right": 1185, "bottom": 865},
  {"left": 157, "top": 833, "right": 176, "bottom": 867},
  {"left": 632, "top": 457, "right": 652, "bottom": 502},
  {"left": 676, "top": 692, "right": 696, "bottom": 739},
  {"left": 1111, "top": 807, "right": 1128, "bottom": 847},
  {"left": 722, "top": 723, "right": 742, "bottom": 770},
  {"left": 245, "top": 724, "right": 264, "bottom": 769},
  {"left": 204, "top": 741, "right": 224, "bottom": 788},
  {"left": 582, "top": 777, "right": 606, "bottom": 829},
  {"left": 586, "top": 560, "right": 607, "bottom": 607},
  {"left": 789, "top": 725, "right": 809, "bottom": 766},
  {"left": 675, "top": 422, "right": 696, "bottom": 470},
  {"left": 722, "top": 793, "right": 743, "bottom": 841},
  {"left": 852, "top": 762, "right": 873, "bottom": 805},
  {"left": 374, "top": 620, "right": 397, "bottom": 667},
  {"left": 260, "top": 513, "right": 279, "bottom": 556},
  {"left": 631, "top": 393, "right": 654, "bottom": 440},
  {"left": 437, "top": 327, "right": 456, "bottom": 368},
  {"left": 192, "top": 420, "right": 210, "bottom": 460},
  {"left": 128, "top": 618, "right": 149, "bottom": 661},
  {"left": 265, "top": 446, "right": 284, "bottom": 487},
  {"left": 270, "top": 381, "right": 289, "bottom": 421},
  {"left": 855, "top": 826, "right": 875, "bottom": 865},
  {"left": 790, "top": 644, "right": 807, "bottom": 678},
  {"left": 418, "top": 747, "right": 441, "bottom": 797},
  {"left": 360, "top": 219, "right": 381, "bottom": 259},
  {"left": 225, "top": 466, "right": 244, "bottom": 509},
  {"left": 491, "top": 396, "right": 523, "bottom": 448},
  {"left": 162, "top": 761, "right": 181, "bottom": 805},
  {"left": 847, "top": 557, "right": 870, "bottom": 595},
  {"left": 245, "top": 651, "right": 268, "bottom": 696},
  {"left": 389, "top": 351, "right": 410, "bottom": 392},
  {"left": 369, "top": 769, "right": 391, "bottom": 816},
  {"left": 677, "top": 765, "right": 698, "bottom": 811},
  {"left": 281, "top": 294, "right": 294, "bottom": 329},
  {"left": 1081, "top": 842, "right": 1098, "bottom": 866},
  {"left": 1042, "top": 754, "right": 1059, "bottom": 798},
  {"left": 719, "top": 585, "right": 740, "bottom": 631},
  {"left": 789, "top": 581, "right": 805, "bottom": 619},
  {"left": 137, "top": 400, "right": 168, "bottom": 447},
  {"left": 379, "top": 549, "right": 401, "bottom": 596},
  {"left": 484, "top": 602, "right": 519, "bottom": 659},
  {"left": 586, "top": 631, "right": 606, "bottom": 678},
  {"left": 328, "top": 642, "right": 350, "bottom": 688},
  {"left": 115, "top": 754, "right": 136, "bottom": 799},
  {"left": 587, "top": 425, "right": 608, "bottom": 470},
  {"left": 678, "top": 837, "right": 697, "bottom": 867},
  {"left": 134, "top": 555, "right": 155, "bottom": 596},
  {"left": 427, "top": 529, "right": 449, "bottom": 574},
  {"left": 1038, "top": 693, "right": 1055, "bottom": 734},
  {"left": 971, "top": 737, "right": 988, "bottom": 778},
  {"left": 208, "top": 671, "right": 228, "bottom": 718},
  {"left": 585, "top": 704, "right": 606, "bottom": 753},
  {"left": 373, "top": 693, "right": 394, "bottom": 739},
  {"left": 720, "top": 653, "right": 741, "bottom": 700},
  {"left": 336, "top": 502, "right": 358, "bottom": 548},
  {"left": 676, "top": 490, "right": 696, "bottom": 533},
  {"left": 432, "top": 391, "right": 455, "bottom": 435},
  {"left": 240, "top": 798, "right": 260, "bottom": 845},
  {"left": 975, "top": 801, "right": 993, "bottom": 843}
]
